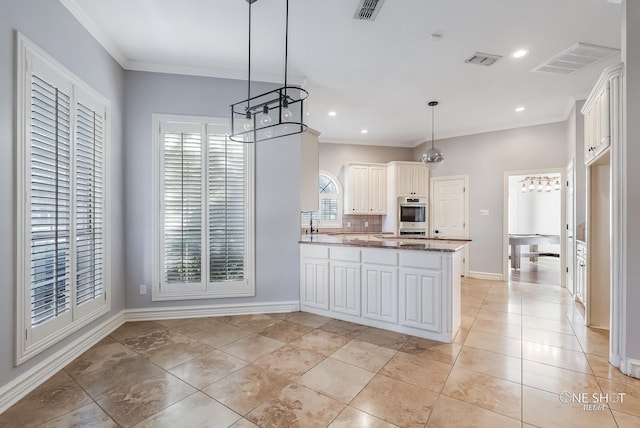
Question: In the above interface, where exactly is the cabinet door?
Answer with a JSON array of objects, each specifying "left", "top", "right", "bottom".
[
  {"left": 411, "top": 165, "right": 428, "bottom": 197},
  {"left": 399, "top": 268, "right": 442, "bottom": 332},
  {"left": 330, "top": 262, "right": 361, "bottom": 316},
  {"left": 584, "top": 109, "right": 594, "bottom": 163},
  {"left": 301, "top": 258, "right": 329, "bottom": 310},
  {"left": 598, "top": 85, "right": 610, "bottom": 152},
  {"left": 362, "top": 264, "right": 397, "bottom": 324},
  {"left": 345, "top": 165, "right": 370, "bottom": 214},
  {"left": 369, "top": 166, "right": 386, "bottom": 214},
  {"left": 396, "top": 165, "right": 414, "bottom": 196}
]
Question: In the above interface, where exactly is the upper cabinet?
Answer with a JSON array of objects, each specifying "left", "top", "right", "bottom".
[
  {"left": 300, "top": 129, "right": 321, "bottom": 212},
  {"left": 394, "top": 162, "right": 428, "bottom": 197},
  {"left": 582, "top": 64, "right": 622, "bottom": 165},
  {"left": 343, "top": 163, "right": 387, "bottom": 214}
]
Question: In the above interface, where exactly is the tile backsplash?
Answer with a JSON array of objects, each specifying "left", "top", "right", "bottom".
[{"left": 301, "top": 215, "right": 383, "bottom": 234}]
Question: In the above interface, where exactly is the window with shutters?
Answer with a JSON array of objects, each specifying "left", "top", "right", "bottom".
[
  {"left": 152, "top": 115, "right": 255, "bottom": 300},
  {"left": 301, "top": 171, "right": 342, "bottom": 229},
  {"left": 16, "top": 34, "right": 110, "bottom": 364}
]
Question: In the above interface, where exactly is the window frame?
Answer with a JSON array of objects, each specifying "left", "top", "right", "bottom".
[
  {"left": 151, "top": 114, "right": 255, "bottom": 301},
  {"left": 301, "top": 170, "right": 343, "bottom": 229},
  {"left": 15, "top": 33, "right": 111, "bottom": 365}
]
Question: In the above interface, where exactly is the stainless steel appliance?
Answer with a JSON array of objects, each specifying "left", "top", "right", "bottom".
[{"left": 398, "top": 197, "right": 427, "bottom": 235}]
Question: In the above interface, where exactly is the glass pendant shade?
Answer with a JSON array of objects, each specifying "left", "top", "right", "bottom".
[{"left": 422, "top": 100, "right": 444, "bottom": 168}]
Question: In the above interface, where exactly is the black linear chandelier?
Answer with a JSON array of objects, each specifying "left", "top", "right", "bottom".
[
  {"left": 422, "top": 101, "right": 444, "bottom": 168},
  {"left": 229, "top": 0, "right": 308, "bottom": 143}
]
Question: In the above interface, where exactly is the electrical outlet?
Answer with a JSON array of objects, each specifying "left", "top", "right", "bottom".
[
  {"left": 139, "top": 284, "right": 147, "bottom": 295},
  {"left": 365, "top": 221, "right": 369, "bottom": 228},
  {"left": 347, "top": 222, "right": 352, "bottom": 227}
]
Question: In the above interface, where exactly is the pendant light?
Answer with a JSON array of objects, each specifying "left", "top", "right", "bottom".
[
  {"left": 229, "top": 0, "right": 308, "bottom": 143},
  {"left": 422, "top": 101, "right": 444, "bottom": 168}
]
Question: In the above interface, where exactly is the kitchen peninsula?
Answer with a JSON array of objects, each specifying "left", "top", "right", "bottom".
[{"left": 299, "top": 234, "right": 469, "bottom": 343}]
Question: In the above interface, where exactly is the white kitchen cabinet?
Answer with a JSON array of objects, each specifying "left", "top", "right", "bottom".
[
  {"left": 582, "top": 64, "right": 621, "bottom": 165},
  {"left": 300, "top": 246, "right": 330, "bottom": 310},
  {"left": 575, "top": 241, "right": 586, "bottom": 305},
  {"left": 299, "top": 242, "right": 463, "bottom": 342},
  {"left": 362, "top": 263, "right": 398, "bottom": 324},
  {"left": 395, "top": 162, "right": 428, "bottom": 197},
  {"left": 343, "top": 163, "right": 387, "bottom": 214},
  {"left": 300, "top": 129, "right": 320, "bottom": 212},
  {"left": 382, "top": 161, "right": 429, "bottom": 233},
  {"left": 330, "top": 261, "right": 361, "bottom": 316},
  {"left": 399, "top": 267, "right": 442, "bottom": 332}
]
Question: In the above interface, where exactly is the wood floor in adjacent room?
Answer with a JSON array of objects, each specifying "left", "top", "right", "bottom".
[{"left": 1, "top": 277, "right": 638, "bottom": 428}]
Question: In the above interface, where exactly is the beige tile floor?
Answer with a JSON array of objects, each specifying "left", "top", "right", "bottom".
[{"left": 2, "top": 277, "right": 640, "bottom": 427}]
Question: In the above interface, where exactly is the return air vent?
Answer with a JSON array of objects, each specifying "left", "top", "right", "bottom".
[
  {"left": 354, "top": 0, "right": 386, "bottom": 21},
  {"left": 533, "top": 43, "right": 620, "bottom": 75},
  {"left": 465, "top": 52, "right": 502, "bottom": 66}
]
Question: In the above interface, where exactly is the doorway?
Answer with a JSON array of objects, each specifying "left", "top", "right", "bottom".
[
  {"left": 430, "top": 175, "right": 469, "bottom": 276},
  {"left": 503, "top": 169, "right": 566, "bottom": 286}
]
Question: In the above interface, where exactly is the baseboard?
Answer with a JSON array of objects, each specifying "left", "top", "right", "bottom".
[
  {"left": 621, "top": 358, "right": 640, "bottom": 379},
  {"left": 0, "top": 311, "right": 126, "bottom": 414},
  {"left": 469, "top": 271, "right": 503, "bottom": 281},
  {"left": 124, "top": 300, "right": 300, "bottom": 321}
]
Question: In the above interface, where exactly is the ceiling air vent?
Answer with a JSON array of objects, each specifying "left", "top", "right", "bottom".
[
  {"left": 465, "top": 52, "right": 502, "bottom": 66},
  {"left": 533, "top": 42, "right": 620, "bottom": 75},
  {"left": 354, "top": 0, "right": 386, "bottom": 21}
]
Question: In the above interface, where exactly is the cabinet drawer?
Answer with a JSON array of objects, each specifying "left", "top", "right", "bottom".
[
  {"left": 301, "top": 245, "right": 329, "bottom": 259},
  {"left": 362, "top": 249, "right": 397, "bottom": 266},
  {"left": 330, "top": 247, "right": 361, "bottom": 262},
  {"left": 399, "top": 252, "right": 442, "bottom": 270}
]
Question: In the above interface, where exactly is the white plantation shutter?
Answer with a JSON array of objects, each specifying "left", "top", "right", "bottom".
[
  {"left": 162, "top": 129, "right": 203, "bottom": 284},
  {"left": 17, "top": 34, "right": 111, "bottom": 363},
  {"left": 155, "top": 116, "right": 254, "bottom": 299},
  {"left": 208, "top": 134, "right": 246, "bottom": 282},
  {"left": 300, "top": 172, "right": 342, "bottom": 228},
  {"left": 75, "top": 101, "right": 104, "bottom": 306},
  {"left": 29, "top": 74, "right": 72, "bottom": 327}
]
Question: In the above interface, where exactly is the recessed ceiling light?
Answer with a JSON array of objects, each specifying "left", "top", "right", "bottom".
[
  {"left": 515, "top": 106, "right": 526, "bottom": 112},
  {"left": 512, "top": 49, "right": 529, "bottom": 58},
  {"left": 328, "top": 111, "right": 337, "bottom": 117},
  {"left": 361, "top": 129, "right": 368, "bottom": 134}
]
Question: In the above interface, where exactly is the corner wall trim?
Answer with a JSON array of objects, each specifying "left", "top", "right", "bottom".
[
  {"left": 621, "top": 358, "right": 640, "bottom": 379},
  {"left": 0, "top": 300, "right": 300, "bottom": 413},
  {"left": 124, "top": 301, "right": 300, "bottom": 321},
  {"left": 0, "top": 311, "right": 127, "bottom": 414},
  {"left": 469, "top": 271, "right": 504, "bottom": 281}
]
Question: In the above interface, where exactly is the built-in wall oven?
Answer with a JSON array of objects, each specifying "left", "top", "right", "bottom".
[{"left": 398, "top": 197, "right": 427, "bottom": 235}]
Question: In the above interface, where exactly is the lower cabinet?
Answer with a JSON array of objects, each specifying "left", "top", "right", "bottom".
[
  {"left": 399, "top": 268, "right": 442, "bottom": 333},
  {"left": 300, "top": 244, "right": 462, "bottom": 343},
  {"left": 362, "top": 264, "right": 398, "bottom": 324},
  {"left": 575, "top": 241, "right": 586, "bottom": 305},
  {"left": 330, "top": 261, "right": 361, "bottom": 316},
  {"left": 301, "top": 255, "right": 329, "bottom": 310}
]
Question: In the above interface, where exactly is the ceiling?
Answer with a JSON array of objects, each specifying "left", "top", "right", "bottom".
[{"left": 60, "top": 0, "right": 622, "bottom": 147}]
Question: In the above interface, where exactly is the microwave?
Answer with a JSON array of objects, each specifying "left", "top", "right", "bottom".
[{"left": 398, "top": 197, "right": 427, "bottom": 235}]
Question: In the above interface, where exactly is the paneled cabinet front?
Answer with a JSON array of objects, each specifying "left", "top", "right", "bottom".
[
  {"left": 399, "top": 268, "right": 442, "bottom": 332},
  {"left": 396, "top": 163, "right": 428, "bottom": 197},
  {"left": 361, "top": 263, "right": 398, "bottom": 324},
  {"left": 330, "top": 261, "right": 361, "bottom": 316},
  {"left": 343, "top": 163, "right": 387, "bottom": 214},
  {"left": 300, "top": 247, "right": 330, "bottom": 310}
]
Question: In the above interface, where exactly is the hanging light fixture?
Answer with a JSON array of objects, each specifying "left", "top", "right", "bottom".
[
  {"left": 521, "top": 181, "right": 527, "bottom": 193},
  {"left": 537, "top": 180, "right": 544, "bottom": 192},
  {"left": 229, "top": 0, "right": 308, "bottom": 143},
  {"left": 529, "top": 179, "right": 535, "bottom": 192},
  {"left": 554, "top": 178, "right": 561, "bottom": 191},
  {"left": 422, "top": 101, "right": 444, "bottom": 168}
]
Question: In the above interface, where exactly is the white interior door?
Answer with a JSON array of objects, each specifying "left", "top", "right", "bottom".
[{"left": 431, "top": 175, "right": 469, "bottom": 275}]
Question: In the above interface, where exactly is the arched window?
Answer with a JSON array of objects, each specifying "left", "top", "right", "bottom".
[{"left": 302, "top": 171, "right": 343, "bottom": 229}]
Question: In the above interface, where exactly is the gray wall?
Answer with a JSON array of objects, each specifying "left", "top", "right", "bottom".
[
  {"left": 0, "top": 0, "right": 125, "bottom": 386},
  {"left": 623, "top": 0, "right": 640, "bottom": 359},
  {"left": 319, "top": 143, "right": 413, "bottom": 179},
  {"left": 412, "top": 122, "right": 568, "bottom": 276},
  {"left": 124, "top": 71, "right": 302, "bottom": 308}
]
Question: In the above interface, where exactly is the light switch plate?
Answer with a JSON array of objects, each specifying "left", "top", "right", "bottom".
[
  {"left": 479, "top": 209, "right": 489, "bottom": 216},
  {"left": 139, "top": 284, "right": 147, "bottom": 295}
]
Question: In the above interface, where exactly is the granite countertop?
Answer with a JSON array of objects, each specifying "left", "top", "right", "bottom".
[{"left": 299, "top": 233, "right": 470, "bottom": 252}]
